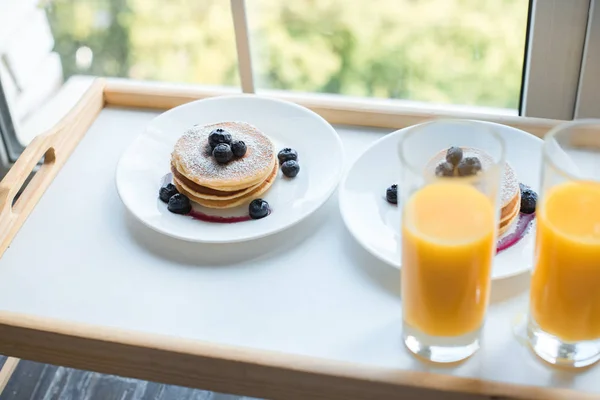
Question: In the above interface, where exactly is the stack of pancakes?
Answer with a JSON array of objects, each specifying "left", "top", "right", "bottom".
[
  {"left": 497, "top": 162, "right": 520, "bottom": 236},
  {"left": 171, "top": 121, "right": 276, "bottom": 209},
  {"left": 427, "top": 147, "right": 520, "bottom": 236}
]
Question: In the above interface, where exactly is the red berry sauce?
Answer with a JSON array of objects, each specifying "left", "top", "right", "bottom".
[
  {"left": 496, "top": 212, "right": 536, "bottom": 254},
  {"left": 187, "top": 210, "right": 252, "bottom": 223}
]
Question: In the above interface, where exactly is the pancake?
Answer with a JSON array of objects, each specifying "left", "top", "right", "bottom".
[
  {"left": 170, "top": 163, "right": 266, "bottom": 201},
  {"left": 171, "top": 121, "right": 276, "bottom": 191},
  {"left": 498, "top": 191, "right": 521, "bottom": 236},
  {"left": 499, "top": 184, "right": 520, "bottom": 221},
  {"left": 426, "top": 147, "right": 521, "bottom": 235},
  {"left": 174, "top": 162, "right": 278, "bottom": 209}
]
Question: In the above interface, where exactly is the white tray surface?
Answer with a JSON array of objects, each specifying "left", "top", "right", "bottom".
[{"left": 0, "top": 107, "right": 596, "bottom": 393}]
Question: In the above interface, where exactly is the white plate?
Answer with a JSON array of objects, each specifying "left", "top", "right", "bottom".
[
  {"left": 116, "top": 95, "right": 344, "bottom": 243},
  {"left": 339, "top": 120, "right": 542, "bottom": 280}
]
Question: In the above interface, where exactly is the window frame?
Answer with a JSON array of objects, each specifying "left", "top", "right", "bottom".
[
  {"left": 575, "top": 0, "right": 600, "bottom": 118},
  {"left": 231, "top": 0, "right": 255, "bottom": 94},
  {"left": 520, "top": 0, "right": 591, "bottom": 120}
]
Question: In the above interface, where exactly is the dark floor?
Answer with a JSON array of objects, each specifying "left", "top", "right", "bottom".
[{"left": 0, "top": 356, "right": 254, "bottom": 400}]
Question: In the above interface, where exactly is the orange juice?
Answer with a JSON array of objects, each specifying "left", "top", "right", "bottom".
[
  {"left": 402, "top": 182, "right": 496, "bottom": 337},
  {"left": 531, "top": 181, "right": 600, "bottom": 342}
]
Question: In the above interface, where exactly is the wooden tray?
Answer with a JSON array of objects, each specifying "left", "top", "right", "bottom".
[{"left": 0, "top": 78, "right": 596, "bottom": 400}]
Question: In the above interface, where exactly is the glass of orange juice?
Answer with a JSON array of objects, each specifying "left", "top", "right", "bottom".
[
  {"left": 528, "top": 119, "right": 600, "bottom": 368},
  {"left": 398, "top": 120, "right": 505, "bottom": 363}
]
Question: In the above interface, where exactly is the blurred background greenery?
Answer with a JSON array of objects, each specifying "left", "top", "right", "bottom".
[{"left": 44, "top": 0, "right": 529, "bottom": 110}]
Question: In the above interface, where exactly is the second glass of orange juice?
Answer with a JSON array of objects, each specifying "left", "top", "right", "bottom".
[
  {"left": 398, "top": 120, "right": 505, "bottom": 363},
  {"left": 528, "top": 119, "right": 600, "bottom": 368}
]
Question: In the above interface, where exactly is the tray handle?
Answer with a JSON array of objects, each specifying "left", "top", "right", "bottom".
[
  {"left": 0, "top": 134, "right": 55, "bottom": 213},
  {"left": 0, "top": 79, "right": 105, "bottom": 254}
]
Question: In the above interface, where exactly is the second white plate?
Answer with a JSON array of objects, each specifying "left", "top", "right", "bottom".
[{"left": 339, "top": 120, "right": 542, "bottom": 280}]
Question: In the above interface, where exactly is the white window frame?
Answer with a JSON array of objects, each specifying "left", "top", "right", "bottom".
[
  {"left": 231, "top": 0, "right": 254, "bottom": 94},
  {"left": 575, "top": 0, "right": 600, "bottom": 118},
  {"left": 521, "top": 0, "right": 591, "bottom": 119}
]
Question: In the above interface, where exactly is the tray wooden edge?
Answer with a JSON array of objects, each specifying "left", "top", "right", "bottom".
[
  {"left": 0, "top": 311, "right": 592, "bottom": 400},
  {"left": 102, "top": 79, "right": 563, "bottom": 138},
  {"left": 0, "top": 78, "right": 587, "bottom": 400}
]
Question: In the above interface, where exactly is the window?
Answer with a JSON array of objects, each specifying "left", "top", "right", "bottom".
[
  {"left": 45, "top": 0, "right": 240, "bottom": 87},
  {"left": 0, "top": 0, "right": 598, "bottom": 169},
  {"left": 247, "top": 1, "right": 529, "bottom": 112}
]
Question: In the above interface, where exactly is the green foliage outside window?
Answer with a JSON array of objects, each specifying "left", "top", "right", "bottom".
[{"left": 46, "top": 0, "right": 528, "bottom": 109}]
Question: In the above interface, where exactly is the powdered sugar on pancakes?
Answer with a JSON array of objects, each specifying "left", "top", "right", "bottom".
[{"left": 172, "top": 121, "right": 275, "bottom": 190}]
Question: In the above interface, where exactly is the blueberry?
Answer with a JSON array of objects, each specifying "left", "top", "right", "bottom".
[
  {"left": 249, "top": 199, "right": 270, "bottom": 219},
  {"left": 159, "top": 183, "right": 178, "bottom": 203},
  {"left": 520, "top": 185, "right": 538, "bottom": 214},
  {"left": 435, "top": 161, "right": 455, "bottom": 177},
  {"left": 457, "top": 157, "right": 482, "bottom": 176},
  {"left": 213, "top": 143, "right": 233, "bottom": 164},
  {"left": 278, "top": 148, "right": 298, "bottom": 163},
  {"left": 168, "top": 193, "right": 192, "bottom": 214},
  {"left": 446, "top": 146, "right": 463, "bottom": 166},
  {"left": 386, "top": 184, "right": 398, "bottom": 204},
  {"left": 281, "top": 160, "right": 300, "bottom": 178},
  {"left": 231, "top": 140, "right": 247, "bottom": 158},
  {"left": 208, "top": 128, "right": 232, "bottom": 148}
]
